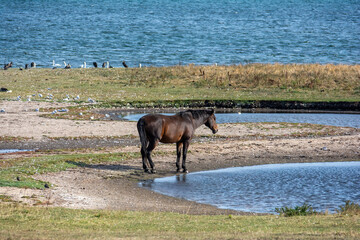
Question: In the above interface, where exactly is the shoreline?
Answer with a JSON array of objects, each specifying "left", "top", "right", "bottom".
[{"left": 0, "top": 100, "right": 359, "bottom": 215}]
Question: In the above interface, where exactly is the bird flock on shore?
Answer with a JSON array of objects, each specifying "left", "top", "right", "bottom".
[{"left": 3, "top": 60, "right": 134, "bottom": 70}]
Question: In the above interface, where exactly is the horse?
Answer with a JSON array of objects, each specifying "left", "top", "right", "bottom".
[{"left": 137, "top": 109, "right": 218, "bottom": 173}]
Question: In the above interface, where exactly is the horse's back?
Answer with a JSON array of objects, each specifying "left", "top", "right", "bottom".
[{"left": 139, "top": 113, "right": 193, "bottom": 143}]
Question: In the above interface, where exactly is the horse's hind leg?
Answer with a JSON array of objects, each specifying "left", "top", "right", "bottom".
[
  {"left": 146, "top": 139, "right": 158, "bottom": 173},
  {"left": 182, "top": 141, "right": 190, "bottom": 173},
  {"left": 141, "top": 147, "right": 150, "bottom": 173},
  {"left": 176, "top": 142, "right": 183, "bottom": 172}
]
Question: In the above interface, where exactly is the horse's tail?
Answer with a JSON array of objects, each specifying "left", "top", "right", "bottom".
[{"left": 137, "top": 117, "right": 148, "bottom": 155}]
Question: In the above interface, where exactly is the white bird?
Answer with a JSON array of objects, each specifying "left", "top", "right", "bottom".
[{"left": 52, "top": 60, "right": 61, "bottom": 68}]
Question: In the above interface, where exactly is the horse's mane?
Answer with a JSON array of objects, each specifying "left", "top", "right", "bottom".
[{"left": 178, "top": 109, "right": 213, "bottom": 119}]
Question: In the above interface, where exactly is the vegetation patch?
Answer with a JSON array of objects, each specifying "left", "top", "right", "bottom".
[
  {"left": 275, "top": 203, "right": 318, "bottom": 217},
  {"left": 0, "top": 152, "right": 140, "bottom": 189},
  {"left": 337, "top": 201, "right": 360, "bottom": 216},
  {"left": 0, "top": 204, "right": 359, "bottom": 240},
  {"left": 1, "top": 64, "right": 359, "bottom": 106}
]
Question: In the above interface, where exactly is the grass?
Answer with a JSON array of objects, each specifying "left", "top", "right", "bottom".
[
  {"left": 0, "top": 152, "right": 140, "bottom": 189},
  {"left": 0, "top": 204, "right": 359, "bottom": 240},
  {"left": 337, "top": 201, "right": 360, "bottom": 216},
  {"left": 1, "top": 64, "right": 359, "bottom": 105}
]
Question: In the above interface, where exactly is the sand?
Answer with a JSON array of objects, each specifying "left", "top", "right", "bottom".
[{"left": 0, "top": 100, "right": 359, "bottom": 215}]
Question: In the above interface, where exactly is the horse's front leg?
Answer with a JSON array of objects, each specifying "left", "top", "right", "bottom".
[
  {"left": 182, "top": 141, "right": 190, "bottom": 173},
  {"left": 176, "top": 142, "right": 183, "bottom": 173}
]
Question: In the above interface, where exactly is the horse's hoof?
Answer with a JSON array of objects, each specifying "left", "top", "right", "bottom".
[
  {"left": 176, "top": 169, "right": 180, "bottom": 173},
  {"left": 151, "top": 169, "right": 157, "bottom": 174},
  {"left": 183, "top": 169, "right": 188, "bottom": 173},
  {"left": 144, "top": 169, "right": 150, "bottom": 173}
]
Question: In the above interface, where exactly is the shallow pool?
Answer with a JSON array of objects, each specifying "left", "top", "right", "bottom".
[
  {"left": 122, "top": 113, "right": 360, "bottom": 128},
  {"left": 0, "top": 149, "right": 33, "bottom": 154},
  {"left": 140, "top": 162, "right": 360, "bottom": 213}
]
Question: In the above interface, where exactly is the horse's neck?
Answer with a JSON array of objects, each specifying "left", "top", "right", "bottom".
[{"left": 192, "top": 114, "right": 208, "bottom": 129}]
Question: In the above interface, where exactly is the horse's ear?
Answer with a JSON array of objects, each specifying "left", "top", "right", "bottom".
[{"left": 208, "top": 109, "right": 215, "bottom": 115}]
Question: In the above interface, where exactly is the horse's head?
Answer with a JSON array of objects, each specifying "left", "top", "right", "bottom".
[{"left": 205, "top": 109, "right": 218, "bottom": 134}]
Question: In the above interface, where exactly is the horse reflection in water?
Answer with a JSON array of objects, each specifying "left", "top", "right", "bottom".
[{"left": 137, "top": 109, "right": 218, "bottom": 173}]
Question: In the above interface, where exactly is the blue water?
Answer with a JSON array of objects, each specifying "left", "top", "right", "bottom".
[
  {"left": 0, "top": 149, "right": 33, "bottom": 154},
  {"left": 2, "top": 0, "right": 359, "bottom": 68},
  {"left": 122, "top": 112, "right": 360, "bottom": 128},
  {"left": 140, "top": 162, "right": 360, "bottom": 213}
]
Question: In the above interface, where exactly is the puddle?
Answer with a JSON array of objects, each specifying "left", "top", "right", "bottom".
[{"left": 0, "top": 149, "right": 34, "bottom": 154}]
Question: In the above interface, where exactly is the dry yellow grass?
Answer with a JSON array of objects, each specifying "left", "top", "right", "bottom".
[{"left": 1, "top": 64, "right": 359, "bottom": 103}]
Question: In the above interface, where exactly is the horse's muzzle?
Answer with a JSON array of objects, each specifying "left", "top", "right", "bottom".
[{"left": 212, "top": 129, "right": 218, "bottom": 134}]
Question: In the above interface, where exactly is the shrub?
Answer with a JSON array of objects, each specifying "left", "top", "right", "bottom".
[
  {"left": 336, "top": 201, "right": 360, "bottom": 215},
  {"left": 275, "top": 203, "right": 317, "bottom": 217}
]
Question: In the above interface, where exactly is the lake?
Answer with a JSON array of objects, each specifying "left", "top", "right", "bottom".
[
  {"left": 2, "top": 0, "right": 359, "bottom": 67},
  {"left": 140, "top": 161, "right": 360, "bottom": 213}
]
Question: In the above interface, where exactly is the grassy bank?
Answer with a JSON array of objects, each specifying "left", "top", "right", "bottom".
[
  {"left": 0, "top": 152, "right": 141, "bottom": 189},
  {"left": 1, "top": 204, "right": 359, "bottom": 240},
  {"left": 1, "top": 64, "right": 359, "bottom": 105}
]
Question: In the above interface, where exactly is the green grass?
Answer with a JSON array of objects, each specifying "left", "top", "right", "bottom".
[
  {"left": 1, "top": 64, "right": 359, "bottom": 105},
  {"left": 0, "top": 204, "right": 359, "bottom": 240},
  {"left": 0, "top": 152, "right": 140, "bottom": 189}
]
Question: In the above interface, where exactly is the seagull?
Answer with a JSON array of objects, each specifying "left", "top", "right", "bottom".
[
  {"left": 30, "top": 62, "right": 36, "bottom": 68},
  {"left": 122, "top": 61, "right": 128, "bottom": 68}
]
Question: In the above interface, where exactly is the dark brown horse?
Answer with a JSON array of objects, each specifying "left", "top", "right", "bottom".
[{"left": 137, "top": 109, "right": 218, "bottom": 173}]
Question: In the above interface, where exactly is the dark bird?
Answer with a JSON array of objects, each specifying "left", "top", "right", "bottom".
[
  {"left": 16, "top": 176, "right": 20, "bottom": 181},
  {"left": 93, "top": 62, "right": 98, "bottom": 68},
  {"left": 102, "top": 62, "right": 106, "bottom": 68},
  {"left": 3, "top": 62, "right": 12, "bottom": 70},
  {"left": 44, "top": 183, "right": 50, "bottom": 188},
  {"left": 65, "top": 63, "right": 71, "bottom": 69},
  {"left": 122, "top": 61, "right": 128, "bottom": 68},
  {"left": 1, "top": 87, "right": 8, "bottom": 92},
  {"left": 25, "top": 64, "right": 29, "bottom": 69}
]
